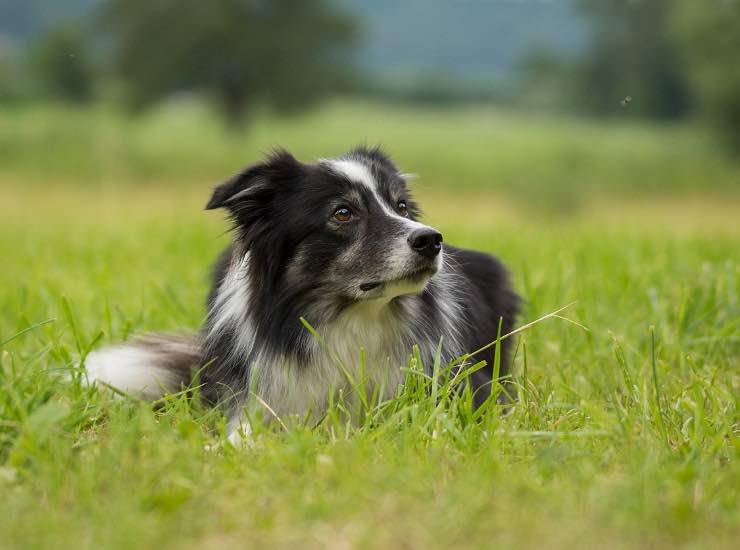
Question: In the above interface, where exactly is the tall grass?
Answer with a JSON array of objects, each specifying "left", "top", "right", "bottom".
[
  {"left": 0, "top": 104, "right": 737, "bottom": 548},
  {"left": 1, "top": 99, "right": 739, "bottom": 206}
]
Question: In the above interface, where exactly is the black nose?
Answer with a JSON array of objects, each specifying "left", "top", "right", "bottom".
[{"left": 408, "top": 228, "right": 443, "bottom": 258}]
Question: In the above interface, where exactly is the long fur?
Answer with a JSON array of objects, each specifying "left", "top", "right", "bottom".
[
  {"left": 85, "top": 334, "right": 200, "bottom": 400},
  {"left": 85, "top": 147, "right": 520, "bottom": 440}
]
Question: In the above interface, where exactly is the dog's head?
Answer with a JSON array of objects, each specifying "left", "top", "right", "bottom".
[{"left": 207, "top": 147, "right": 443, "bottom": 308}]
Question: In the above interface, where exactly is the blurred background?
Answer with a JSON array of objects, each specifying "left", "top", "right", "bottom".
[{"left": 1, "top": 0, "right": 739, "bottom": 208}]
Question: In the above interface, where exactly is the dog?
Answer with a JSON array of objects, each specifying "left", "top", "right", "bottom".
[{"left": 85, "top": 147, "right": 519, "bottom": 442}]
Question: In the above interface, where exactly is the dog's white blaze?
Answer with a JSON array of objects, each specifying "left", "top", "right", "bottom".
[
  {"left": 85, "top": 346, "right": 180, "bottom": 399},
  {"left": 325, "top": 157, "right": 441, "bottom": 283},
  {"left": 325, "top": 158, "right": 376, "bottom": 193},
  {"left": 325, "top": 158, "right": 426, "bottom": 227}
]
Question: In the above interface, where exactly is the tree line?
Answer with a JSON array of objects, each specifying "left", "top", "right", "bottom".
[
  {"left": 525, "top": 0, "right": 740, "bottom": 154},
  {"left": 1, "top": 0, "right": 738, "bottom": 153},
  {"left": 0, "top": 0, "right": 359, "bottom": 128}
]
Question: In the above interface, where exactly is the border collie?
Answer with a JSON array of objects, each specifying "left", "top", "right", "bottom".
[{"left": 85, "top": 147, "right": 519, "bottom": 442}]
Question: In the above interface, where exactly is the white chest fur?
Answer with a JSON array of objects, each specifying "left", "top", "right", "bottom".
[
  {"left": 213, "top": 254, "right": 466, "bottom": 440},
  {"left": 249, "top": 300, "right": 410, "bottom": 420}
]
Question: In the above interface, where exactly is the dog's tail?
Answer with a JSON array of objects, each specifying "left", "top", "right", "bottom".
[{"left": 84, "top": 333, "right": 201, "bottom": 400}]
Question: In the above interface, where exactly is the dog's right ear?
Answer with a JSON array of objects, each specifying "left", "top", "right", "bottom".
[{"left": 205, "top": 149, "right": 302, "bottom": 211}]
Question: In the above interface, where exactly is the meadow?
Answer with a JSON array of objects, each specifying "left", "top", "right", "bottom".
[{"left": 0, "top": 100, "right": 738, "bottom": 549}]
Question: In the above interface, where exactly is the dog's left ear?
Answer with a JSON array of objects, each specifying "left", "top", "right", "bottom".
[
  {"left": 205, "top": 167, "right": 264, "bottom": 210},
  {"left": 205, "top": 149, "right": 302, "bottom": 210}
]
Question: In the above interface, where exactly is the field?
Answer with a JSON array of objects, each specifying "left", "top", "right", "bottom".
[{"left": 1, "top": 101, "right": 738, "bottom": 549}]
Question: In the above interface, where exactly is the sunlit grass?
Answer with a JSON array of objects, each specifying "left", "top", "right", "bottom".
[
  {"left": 1, "top": 99, "right": 739, "bottom": 206},
  {"left": 0, "top": 104, "right": 738, "bottom": 548}
]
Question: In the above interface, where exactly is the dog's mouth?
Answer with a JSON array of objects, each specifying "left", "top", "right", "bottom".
[
  {"left": 359, "top": 281, "right": 383, "bottom": 292},
  {"left": 359, "top": 266, "right": 437, "bottom": 294}
]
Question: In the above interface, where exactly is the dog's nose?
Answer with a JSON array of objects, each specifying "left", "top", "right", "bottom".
[{"left": 408, "top": 228, "right": 443, "bottom": 258}]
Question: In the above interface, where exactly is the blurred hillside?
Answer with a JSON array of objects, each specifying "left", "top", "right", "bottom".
[
  {"left": 342, "top": 0, "right": 587, "bottom": 92},
  {"left": 1, "top": 0, "right": 739, "bottom": 155},
  {"left": 1, "top": 0, "right": 587, "bottom": 87},
  {"left": 1, "top": 100, "right": 738, "bottom": 211}
]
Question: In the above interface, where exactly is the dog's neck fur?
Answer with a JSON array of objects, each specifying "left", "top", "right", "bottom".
[{"left": 201, "top": 248, "right": 466, "bottom": 425}]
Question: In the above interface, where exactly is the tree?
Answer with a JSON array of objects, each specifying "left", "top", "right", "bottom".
[
  {"left": 29, "top": 24, "right": 94, "bottom": 102},
  {"left": 672, "top": 0, "right": 740, "bottom": 154},
  {"left": 574, "top": 0, "right": 693, "bottom": 119},
  {"left": 102, "top": 0, "right": 358, "bottom": 127}
]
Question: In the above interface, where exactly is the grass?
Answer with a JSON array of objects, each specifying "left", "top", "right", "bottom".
[
  {"left": 0, "top": 101, "right": 738, "bottom": 549},
  {"left": 2, "top": 99, "right": 740, "bottom": 203}
]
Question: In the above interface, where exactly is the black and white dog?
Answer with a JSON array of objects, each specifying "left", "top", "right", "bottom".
[{"left": 86, "top": 147, "right": 519, "bottom": 441}]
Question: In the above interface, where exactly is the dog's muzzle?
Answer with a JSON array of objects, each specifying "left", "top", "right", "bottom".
[{"left": 407, "top": 228, "right": 443, "bottom": 259}]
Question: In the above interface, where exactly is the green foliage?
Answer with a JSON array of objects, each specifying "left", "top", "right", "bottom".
[
  {"left": 102, "top": 0, "right": 358, "bottom": 126},
  {"left": 0, "top": 100, "right": 738, "bottom": 206},
  {"left": 29, "top": 24, "right": 94, "bottom": 103},
  {"left": 0, "top": 182, "right": 737, "bottom": 548},
  {"left": 574, "top": 0, "right": 692, "bottom": 119},
  {"left": 563, "top": 0, "right": 740, "bottom": 155},
  {"left": 0, "top": 103, "right": 738, "bottom": 547},
  {"left": 672, "top": 0, "right": 740, "bottom": 154},
  {"left": 0, "top": 45, "right": 33, "bottom": 102}
]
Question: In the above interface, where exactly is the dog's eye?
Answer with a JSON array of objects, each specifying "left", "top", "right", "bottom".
[
  {"left": 333, "top": 207, "right": 353, "bottom": 223},
  {"left": 397, "top": 200, "right": 409, "bottom": 217}
]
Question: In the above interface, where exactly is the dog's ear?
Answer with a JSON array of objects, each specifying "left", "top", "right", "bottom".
[
  {"left": 205, "top": 168, "right": 263, "bottom": 210},
  {"left": 205, "top": 149, "right": 302, "bottom": 210}
]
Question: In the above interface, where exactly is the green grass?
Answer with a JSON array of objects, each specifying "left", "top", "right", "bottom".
[
  {"left": 0, "top": 102, "right": 738, "bottom": 549},
  {"left": 2, "top": 99, "right": 739, "bottom": 204}
]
